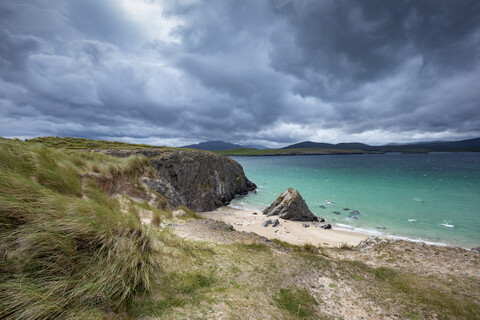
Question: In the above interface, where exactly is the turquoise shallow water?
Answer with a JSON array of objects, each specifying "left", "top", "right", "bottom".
[{"left": 230, "top": 153, "right": 480, "bottom": 248}]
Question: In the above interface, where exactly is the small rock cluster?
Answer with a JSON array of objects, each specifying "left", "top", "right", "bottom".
[
  {"left": 358, "top": 235, "right": 388, "bottom": 252},
  {"left": 262, "top": 219, "right": 280, "bottom": 227}
]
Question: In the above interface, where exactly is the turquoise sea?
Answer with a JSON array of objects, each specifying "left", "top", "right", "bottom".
[{"left": 230, "top": 153, "right": 480, "bottom": 248}]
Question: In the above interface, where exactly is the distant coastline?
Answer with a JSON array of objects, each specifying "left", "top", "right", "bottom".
[
  {"left": 215, "top": 148, "right": 480, "bottom": 156},
  {"left": 176, "top": 137, "right": 480, "bottom": 155}
]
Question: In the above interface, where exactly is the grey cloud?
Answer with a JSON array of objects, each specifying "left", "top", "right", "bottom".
[
  {"left": 272, "top": 0, "right": 480, "bottom": 85},
  {"left": 0, "top": 0, "right": 479, "bottom": 146}
]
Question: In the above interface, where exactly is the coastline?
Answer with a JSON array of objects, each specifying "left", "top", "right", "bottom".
[
  {"left": 201, "top": 206, "right": 370, "bottom": 247},
  {"left": 202, "top": 205, "right": 470, "bottom": 249}
]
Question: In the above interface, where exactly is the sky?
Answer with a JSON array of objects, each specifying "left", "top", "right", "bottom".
[{"left": 1, "top": 0, "right": 479, "bottom": 148}]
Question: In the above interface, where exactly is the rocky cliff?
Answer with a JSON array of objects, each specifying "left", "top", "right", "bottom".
[{"left": 98, "top": 148, "right": 256, "bottom": 212}]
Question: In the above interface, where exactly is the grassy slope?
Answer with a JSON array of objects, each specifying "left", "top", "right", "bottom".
[
  {"left": 215, "top": 148, "right": 375, "bottom": 156},
  {"left": 0, "top": 139, "right": 166, "bottom": 319},
  {"left": 25, "top": 136, "right": 171, "bottom": 150},
  {"left": 25, "top": 136, "right": 220, "bottom": 157},
  {"left": 132, "top": 230, "right": 480, "bottom": 320}
]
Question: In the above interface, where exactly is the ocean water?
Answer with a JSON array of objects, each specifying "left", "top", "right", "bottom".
[{"left": 230, "top": 153, "right": 480, "bottom": 248}]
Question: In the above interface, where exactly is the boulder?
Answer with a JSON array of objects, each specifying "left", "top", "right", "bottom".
[
  {"left": 472, "top": 247, "right": 480, "bottom": 253},
  {"left": 302, "top": 223, "right": 310, "bottom": 228},
  {"left": 262, "top": 188, "right": 318, "bottom": 221},
  {"left": 321, "top": 224, "right": 332, "bottom": 229},
  {"left": 272, "top": 219, "right": 280, "bottom": 227},
  {"left": 262, "top": 220, "right": 273, "bottom": 227}
]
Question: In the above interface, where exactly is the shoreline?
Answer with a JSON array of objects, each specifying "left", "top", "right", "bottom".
[
  {"left": 201, "top": 206, "right": 370, "bottom": 247},
  {"left": 202, "top": 205, "right": 472, "bottom": 249}
]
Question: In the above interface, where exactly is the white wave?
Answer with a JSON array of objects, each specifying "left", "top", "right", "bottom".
[
  {"left": 387, "top": 235, "right": 447, "bottom": 247},
  {"left": 413, "top": 198, "right": 424, "bottom": 202},
  {"left": 408, "top": 219, "right": 417, "bottom": 222},
  {"left": 334, "top": 223, "right": 383, "bottom": 236},
  {"left": 440, "top": 221, "right": 454, "bottom": 228},
  {"left": 322, "top": 200, "right": 334, "bottom": 205},
  {"left": 228, "top": 202, "right": 263, "bottom": 212},
  {"left": 333, "top": 223, "right": 448, "bottom": 247}
]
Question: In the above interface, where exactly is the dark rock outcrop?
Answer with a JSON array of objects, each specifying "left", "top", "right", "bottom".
[
  {"left": 262, "top": 188, "right": 318, "bottom": 221},
  {"left": 99, "top": 148, "right": 256, "bottom": 212},
  {"left": 146, "top": 150, "right": 256, "bottom": 212}
]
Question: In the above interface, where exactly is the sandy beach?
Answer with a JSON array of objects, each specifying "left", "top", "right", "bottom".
[{"left": 201, "top": 206, "right": 369, "bottom": 247}]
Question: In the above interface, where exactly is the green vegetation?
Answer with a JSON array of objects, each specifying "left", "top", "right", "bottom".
[
  {"left": 271, "top": 238, "right": 319, "bottom": 254},
  {"left": 0, "top": 139, "right": 160, "bottom": 319},
  {"left": 174, "top": 205, "right": 201, "bottom": 220},
  {"left": 274, "top": 287, "right": 319, "bottom": 319},
  {"left": 26, "top": 136, "right": 171, "bottom": 150},
  {"left": 215, "top": 147, "right": 375, "bottom": 156},
  {"left": 370, "top": 266, "right": 480, "bottom": 319}
]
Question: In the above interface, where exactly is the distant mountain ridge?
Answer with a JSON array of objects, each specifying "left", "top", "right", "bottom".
[
  {"left": 181, "top": 138, "right": 480, "bottom": 153},
  {"left": 282, "top": 137, "right": 480, "bottom": 153},
  {"left": 180, "top": 141, "right": 268, "bottom": 151},
  {"left": 283, "top": 141, "right": 375, "bottom": 150},
  {"left": 181, "top": 141, "right": 244, "bottom": 151}
]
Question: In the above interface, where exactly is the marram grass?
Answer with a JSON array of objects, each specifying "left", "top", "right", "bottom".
[{"left": 0, "top": 139, "right": 160, "bottom": 319}]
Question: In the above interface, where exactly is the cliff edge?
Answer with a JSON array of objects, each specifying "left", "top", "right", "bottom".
[{"left": 98, "top": 148, "right": 256, "bottom": 212}]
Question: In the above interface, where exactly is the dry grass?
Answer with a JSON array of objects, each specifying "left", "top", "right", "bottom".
[{"left": 0, "top": 139, "right": 161, "bottom": 319}]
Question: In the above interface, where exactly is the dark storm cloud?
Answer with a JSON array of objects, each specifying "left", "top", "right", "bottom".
[{"left": 0, "top": 0, "right": 479, "bottom": 146}]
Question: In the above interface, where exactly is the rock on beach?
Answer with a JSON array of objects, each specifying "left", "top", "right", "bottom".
[{"left": 263, "top": 188, "right": 319, "bottom": 221}]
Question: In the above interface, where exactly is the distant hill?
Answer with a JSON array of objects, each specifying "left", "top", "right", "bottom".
[
  {"left": 283, "top": 141, "right": 377, "bottom": 151},
  {"left": 181, "top": 141, "right": 245, "bottom": 151},
  {"left": 282, "top": 137, "right": 480, "bottom": 153},
  {"left": 181, "top": 141, "right": 269, "bottom": 151},
  {"left": 415, "top": 137, "right": 480, "bottom": 148},
  {"left": 242, "top": 144, "right": 268, "bottom": 150}
]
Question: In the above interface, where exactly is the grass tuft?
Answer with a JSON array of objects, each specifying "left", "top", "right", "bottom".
[
  {"left": 174, "top": 205, "right": 201, "bottom": 220},
  {"left": 271, "top": 239, "right": 319, "bottom": 254},
  {"left": 274, "top": 287, "right": 318, "bottom": 319},
  {"left": 0, "top": 139, "right": 161, "bottom": 319}
]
